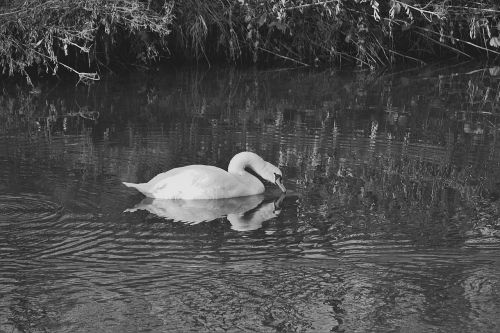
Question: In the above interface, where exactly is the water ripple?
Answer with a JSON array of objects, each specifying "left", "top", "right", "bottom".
[{"left": 0, "top": 193, "right": 64, "bottom": 224}]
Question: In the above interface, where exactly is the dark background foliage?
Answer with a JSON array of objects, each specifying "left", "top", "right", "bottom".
[{"left": 1, "top": 0, "right": 500, "bottom": 83}]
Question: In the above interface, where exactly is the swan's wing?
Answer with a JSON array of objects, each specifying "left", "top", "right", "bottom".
[{"left": 146, "top": 165, "right": 240, "bottom": 199}]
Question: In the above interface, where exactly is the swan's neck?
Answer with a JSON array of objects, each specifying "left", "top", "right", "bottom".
[
  {"left": 227, "top": 152, "right": 268, "bottom": 194},
  {"left": 227, "top": 152, "right": 266, "bottom": 176}
]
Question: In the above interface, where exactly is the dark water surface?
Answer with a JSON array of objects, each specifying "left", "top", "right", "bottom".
[{"left": 1, "top": 64, "right": 500, "bottom": 332}]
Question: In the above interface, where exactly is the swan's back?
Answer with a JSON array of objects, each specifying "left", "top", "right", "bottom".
[{"left": 125, "top": 165, "right": 264, "bottom": 199}]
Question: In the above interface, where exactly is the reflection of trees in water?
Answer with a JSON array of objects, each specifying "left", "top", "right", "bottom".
[
  {"left": 282, "top": 126, "right": 500, "bottom": 247},
  {"left": 3, "top": 66, "right": 500, "bottom": 135}
]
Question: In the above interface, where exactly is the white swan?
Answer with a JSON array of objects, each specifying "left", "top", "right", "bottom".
[{"left": 122, "top": 151, "right": 286, "bottom": 199}]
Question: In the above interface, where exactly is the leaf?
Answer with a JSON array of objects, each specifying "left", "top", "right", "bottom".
[
  {"left": 402, "top": 23, "right": 411, "bottom": 31},
  {"left": 389, "top": 2, "right": 401, "bottom": 18},
  {"left": 371, "top": 1, "right": 380, "bottom": 21},
  {"left": 258, "top": 14, "right": 266, "bottom": 27},
  {"left": 394, "top": 3, "right": 401, "bottom": 14},
  {"left": 489, "top": 66, "right": 500, "bottom": 76},
  {"left": 489, "top": 37, "right": 500, "bottom": 48},
  {"left": 269, "top": 21, "right": 286, "bottom": 32}
]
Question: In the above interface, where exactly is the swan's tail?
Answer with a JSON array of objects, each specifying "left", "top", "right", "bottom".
[{"left": 122, "top": 182, "right": 151, "bottom": 196}]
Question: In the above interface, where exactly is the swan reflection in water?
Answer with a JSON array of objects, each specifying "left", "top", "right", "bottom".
[{"left": 125, "top": 194, "right": 285, "bottom": 231}]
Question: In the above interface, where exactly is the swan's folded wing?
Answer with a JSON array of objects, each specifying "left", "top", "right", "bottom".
[{"left": 147, "top": 166, "right": 236, "bottom": 199}]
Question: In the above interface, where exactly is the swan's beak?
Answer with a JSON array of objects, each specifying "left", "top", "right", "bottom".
[{"left": 275, "top": 178, "right": 286, "bottom": 193}]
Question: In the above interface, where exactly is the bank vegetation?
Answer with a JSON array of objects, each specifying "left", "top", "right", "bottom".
[{"left": 1, "top": 0, "right": 500, "bottom": 83}]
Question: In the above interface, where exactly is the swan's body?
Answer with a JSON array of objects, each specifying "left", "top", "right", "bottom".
[{"left": 123, "top": 152, "right": 286, "bottom": 199}]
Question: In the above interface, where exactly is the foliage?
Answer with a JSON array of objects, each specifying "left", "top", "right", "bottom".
[
  {"left": 231, "top": 0, "right": 500, "bottom": 67},
  {"left": 0, "top": 0, "right": 173, "bottom": 84},
  {"left": 131, "top": 0, "right": 500, "bottom": 68},
  {"left": 1, "top": 1, "right": 500, "bottom": 78}
]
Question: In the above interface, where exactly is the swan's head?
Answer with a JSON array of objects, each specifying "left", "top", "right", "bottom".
[
  {"left": 228, "top": 151, "right": 286, "bottom": 193},
  {"left": 261, "top": 162, "right": 286, "bottom": 193}
]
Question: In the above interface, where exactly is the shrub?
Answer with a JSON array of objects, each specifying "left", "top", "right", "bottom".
[
  {"left": 0, "top": 0, "right": 173, "bottom": 84},
  {"left": 1, "top": 0, "right": 500, "bottom": 83}
]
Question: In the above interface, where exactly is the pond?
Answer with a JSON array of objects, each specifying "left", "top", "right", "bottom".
[{"left": 1, "top": 64, "right": 500, "bottom": 332}]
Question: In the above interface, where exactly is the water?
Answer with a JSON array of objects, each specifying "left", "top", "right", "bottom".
[{"left": 1, "top": 64, "right": 500, "bottom": 332}]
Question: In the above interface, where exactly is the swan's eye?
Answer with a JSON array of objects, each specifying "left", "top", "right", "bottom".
[{"left": 274, "top": 173, "right": 282, "bottom": 182}]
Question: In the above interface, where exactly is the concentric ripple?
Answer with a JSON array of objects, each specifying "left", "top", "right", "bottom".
[{"left": 0, "top": 194, "right": 64, "bottom": 224}]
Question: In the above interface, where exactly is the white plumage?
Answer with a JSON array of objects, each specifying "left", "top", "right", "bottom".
[{"left": 123, "top": 151, "right": 286, "bottom": 199}]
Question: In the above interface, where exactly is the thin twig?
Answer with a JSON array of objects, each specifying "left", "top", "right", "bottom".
[
  {"left": 413, "top": 30, "right": 473, "bottom": 59},
  {"left": 58, "top": 62, "right": 100, "bottom": 81},
  {"left": 257, "top": 46, "right": 310, "bottom": 66},
  {"left": 386, "top": 47, "right": 426, "bottom": 65},
  {"left": 416, "top": 26, "right": 500, "bottom": 57},
  {"left": 285, "top": 0, "right": 338, "bottom": 11}
]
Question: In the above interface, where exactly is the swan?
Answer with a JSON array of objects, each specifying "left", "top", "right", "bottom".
[{"left": 122, "top": 151, "right": 286, "bottom": 199}]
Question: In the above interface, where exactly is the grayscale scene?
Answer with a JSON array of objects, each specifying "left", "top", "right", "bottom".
[{"left": 1, "top": 1, "right": 500, "bottom": 332}]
